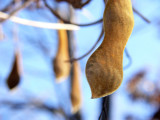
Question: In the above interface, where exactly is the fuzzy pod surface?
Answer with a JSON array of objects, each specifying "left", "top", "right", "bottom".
[{"left": 86, "top": 0, "right": 134, "bottom": 98}]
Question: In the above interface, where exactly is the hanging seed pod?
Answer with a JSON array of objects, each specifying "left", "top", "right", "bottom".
[
  {"left": 70, "top": 61, "right": 82, "bottom": 113},
  {"left": 0, "top": 25, "right": 5, "bottom": 40},
  {"left": 6, "top": 54, "right": 20, "bottom": 89},
  {"left": 86, "top": 0, "right": 134, "bottom": 98},
  {"left": 53, "top": 23, "right": 71, "bottom": 82}
]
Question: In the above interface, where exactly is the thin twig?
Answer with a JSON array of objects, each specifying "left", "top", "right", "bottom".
[
  {"left": 123, "top": 48, "right": 132, "bottom": 70},
  {"left": 67, "top": 28, "right": 104, "bottom": 63},
  {"left": 56, "top": 0, "right": 91, "bottom": 9},
  {"left": 0, "top": 11, "right": 79, "bottom": 30},
  {"left": 0, "top": 0, "right": 35, "bottom": 23},
  {"left": 133, "top": 7, "right": 151, "bottom": 23},
  {"left": 43, "top": 0, "right": 103, "bottom": 27},
  {"left": 99, "top": 97, "right": 109, "bottom": 120},
  {"left": 81, "top": 0, "right": 91, "bottom": 8}
]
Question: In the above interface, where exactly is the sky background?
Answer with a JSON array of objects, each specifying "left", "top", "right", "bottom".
[{"left": 0, "top": 0, "right": 160, "bottom": 120}]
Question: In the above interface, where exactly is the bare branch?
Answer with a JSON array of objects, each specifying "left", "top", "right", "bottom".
[
  {"left": 81, "top": 0, "right": 91, "bottom": 8},
  {"left": 43, "top": 0, "right": 103, "bottom": 27},
  {"left": 67, "top": 28, "right": 104, "bottom": 63},
  {"left": 0, "top": 0, "right": 35, "bottom": 23},
  {"left": 99, "top": 96, "right": 110, "bottom": 120},
  {"left": 133, "top": 7, "right": 151, "bottom": 23},
  {"left": 0, "top": 11, "right": 79, "bottom": 30},
  {"left": 123, "top": 48, "right": 132, "bottom": 70}
]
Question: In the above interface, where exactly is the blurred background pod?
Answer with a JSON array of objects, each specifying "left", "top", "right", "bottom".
[
  {"left": 6, "top": 52, "right": 21, "bottom": 90},
  {"left": 70, "top": 61, "right": 82, "bottom": 114},
  {"left": 53, "top": 21, "right": 71, "bottom": 82},
  {"left": 6, "top": 24, "right": 23, "bottom": 90},
  {"left": 0, "top": 25, "right": 5, "bottom": 40}
]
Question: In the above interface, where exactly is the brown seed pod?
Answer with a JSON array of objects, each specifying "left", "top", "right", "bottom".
[
  {"left": 0, "top": 25, "right": 5, "bottom": 40},
  {"left": 70, "top": 61, "right": 82, "bottom": 114},
  {"left": 6, "top": 54, "right": 20, "bottom": 90},
  {"left": 86, "top": 0, "right": 134, "bottom": 98},
  {"left": 53, "top": 24, "right": 71, "bottom": 82}
]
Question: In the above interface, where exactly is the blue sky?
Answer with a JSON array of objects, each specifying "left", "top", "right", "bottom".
[{"left": 0, "top": 0, "right": 160, "bottom": 120}]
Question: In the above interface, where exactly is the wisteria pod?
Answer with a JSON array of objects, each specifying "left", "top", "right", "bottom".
[
  {"left": 70, "top": 61, "right": 82, "bottom": 113},
  {"left": 86, "top": 0, "right": 134, "bottom": 98}
]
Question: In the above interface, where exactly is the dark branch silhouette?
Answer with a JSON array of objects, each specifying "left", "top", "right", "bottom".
[
  {"left": 67, "top": 28, "right": 104, "bottom": 63},
  {"left": 133, "top": 7, "right": 151, "bottom": 23},
  {"left": 56, "top": 0, "right": 91, "bottom": 9},
  {"left": 0, "top": 0, "right": 35, "bottom": 23},
  {"left": 123, "top": 48, "right": 132, "bottom": 70},
  {"left": 43, "top": 0, "right": 103, "bottom": 27}
]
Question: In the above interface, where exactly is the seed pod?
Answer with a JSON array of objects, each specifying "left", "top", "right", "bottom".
[
  {"left": 70, "top": 61, "right": 82, "bottom": 113},
  {"left": 53, "top": 24, "right": 71, "bottom": 82},
  {"left": 6, "top": 54, "right": 20, "bottom": 90},
  {"left": 86, "top": 0, "right": 134, "bottom": 98},
  {"left": 0, "top": 25, "right": 5, "bottom": 40}
]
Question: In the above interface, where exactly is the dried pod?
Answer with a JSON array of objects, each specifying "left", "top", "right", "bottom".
[
  {"left": 86, "top": 0, "right": 134, "bottom": 98},
  {"left": 70, "top": 61, "right": 82, "bottom": 113},
  {"left": 53, "top": 25, "right": 71, "bottom": 82},
  {"left": 6, "top": 55, "right": 20, "bottom": 89},
  {"left": 0, "top": 25, "right": 5, "bottom": 40}
]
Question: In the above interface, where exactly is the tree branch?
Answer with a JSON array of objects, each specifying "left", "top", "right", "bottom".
[
  {"left": 43, "top": 0, "right": 103, "bottom": 27},
  {"left": 123, "top": 48, "right": 132, "bottom": 70},
  {"left": 0, "top": 0, "right": 35, "bottom": 23},
  {"left": 0, "top": 11, "right": 79, "bottom": 30},
  {"left": 133, "top": 7, "right": 151, "bottom": 23},
  {"left": 67, "top": 27, "right": 104, "bottom": 63}
]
